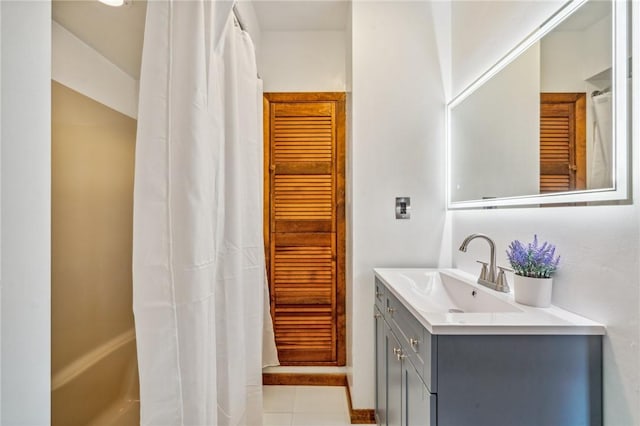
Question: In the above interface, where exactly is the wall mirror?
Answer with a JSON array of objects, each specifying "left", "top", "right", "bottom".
[{"left": 447, "top": 0, "right": 631, "bottom": 209}]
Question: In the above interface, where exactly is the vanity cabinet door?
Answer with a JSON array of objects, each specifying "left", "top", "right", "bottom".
[
  {"left": 404, "top": 361, "right": 436, "bottom": 426},
  {"left": 386, "top": 324, "right": 403, "bottom": 426},
  {"left": 375, "top": 305, "right": 387, "bottom": 426}
]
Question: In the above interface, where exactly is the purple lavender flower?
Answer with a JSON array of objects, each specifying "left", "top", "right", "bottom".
[{"left": 506, "top": 235, "right": 560, "bottom": 278}]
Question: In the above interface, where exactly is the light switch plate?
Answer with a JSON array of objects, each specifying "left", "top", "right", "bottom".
[{"left": 395, "top": 197, "right": 410, "bottom": 219}]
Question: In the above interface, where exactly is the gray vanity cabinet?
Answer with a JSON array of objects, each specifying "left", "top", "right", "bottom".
[
  {"left": 374, "top": 277, "right": 603, "bottom": 426},
  {"left": 375, "top": 282, "right": 436, "bottom": 426},
  {"left": 375, "top": 306, "right": 387, "bottom": 426},
  {"left": 376, "top": 305, "right": 435, "bottom": 426}
]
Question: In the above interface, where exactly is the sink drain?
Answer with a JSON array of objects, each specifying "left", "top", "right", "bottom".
[{"left": 448, "top": 308, "right": 465, "bottom": 314}]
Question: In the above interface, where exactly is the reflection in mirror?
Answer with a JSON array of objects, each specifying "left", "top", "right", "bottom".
[{"left": 448, "top": 0, "right": 629, "bottom": 207}]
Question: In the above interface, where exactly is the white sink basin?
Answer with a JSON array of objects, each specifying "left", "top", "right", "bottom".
[
  {"left": 374, "top": 268, "right": 605, "bottom": 335},
  {"left": 392, "top": 269, "right": 522, "bottom": 313}
]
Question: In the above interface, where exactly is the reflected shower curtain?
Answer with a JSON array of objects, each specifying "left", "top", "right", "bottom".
[
  {"left": 589, "top": 92, "right": 613, "bottom": 189},
  {"left": 133, "top": 1, "right": 276, "bottom": 424}
]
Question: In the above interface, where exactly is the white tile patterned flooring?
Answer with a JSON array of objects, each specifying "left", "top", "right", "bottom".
[{"left": 263, "top": 385, "right": 352, "bottom": 426}]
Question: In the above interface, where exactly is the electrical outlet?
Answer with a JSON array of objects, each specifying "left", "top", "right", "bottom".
[{"left": 395, "top": 197, "right": 410, "bottom": 219}]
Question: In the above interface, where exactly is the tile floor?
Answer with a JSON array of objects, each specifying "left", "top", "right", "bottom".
[{"left": 262, "top": 385, "right": 352, "bottom": 426}]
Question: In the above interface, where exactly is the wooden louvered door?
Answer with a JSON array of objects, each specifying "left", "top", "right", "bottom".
[
  {"left": 540, "top": 93, "right": 586, "bottom": 193},
  {"left": 264, "top": 93, "right": 345, "bottom": 365}
]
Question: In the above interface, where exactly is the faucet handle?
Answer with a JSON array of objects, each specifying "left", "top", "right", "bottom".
[
  {"left": 476, "top": 260, "right": 489, "bottom": 281},
  {"left": 495, "top": 266, "right": 512, "bottom": 292}
]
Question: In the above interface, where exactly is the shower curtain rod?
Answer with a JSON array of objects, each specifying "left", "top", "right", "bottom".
[{"left": 591, "top": 88, "right": 611, "bottom": 97}]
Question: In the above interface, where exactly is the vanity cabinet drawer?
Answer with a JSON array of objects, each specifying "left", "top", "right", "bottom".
[{"left": 386, "top": 290, "right": 437, "bottom": 393}]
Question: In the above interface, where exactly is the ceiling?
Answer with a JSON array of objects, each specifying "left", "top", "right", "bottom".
[
  {"left": 52, "top": 0, "right": 349, "bottom": 80},
  {"left": 53, "top": 0, "right": 147, "bottom": 79},
  {"left": 252, "top": 1, "right": 349, "bottom": 31}
]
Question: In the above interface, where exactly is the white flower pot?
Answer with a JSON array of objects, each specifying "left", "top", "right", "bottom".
[{"left": 513, "top": 275, "right": 553, "bottom": 308}]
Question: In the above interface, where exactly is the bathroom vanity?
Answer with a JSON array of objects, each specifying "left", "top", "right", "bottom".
[{"left": 373, "top": 268, "right": 605, "bottom": 426}]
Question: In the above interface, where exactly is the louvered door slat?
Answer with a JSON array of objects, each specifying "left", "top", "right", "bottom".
[
  {"left": 540, "top": 111, "right": 572, "bottom": 193},
  {"left": 540, "top": 175, "right": 571, "bottom": 192},
  {"left": 272, "top": 102, "right": 335, "bottom": 231},
  {"left": 274, "top": 112, "right": 333, "bottom": 164},
  {"left": 274, "top": 306, "right": 334, "bottom": 361},
  {"left": 274, "top": 244, "right": 334, "bottom": 305},
  {"left": 270, "top": 231, "right": 336, "bottom": 362},
  {"left": 265, "top": 94, "right": 345, "bottom": 366},
  {"left": 539, "top": 93, "right": 586, "bottom": 195}
]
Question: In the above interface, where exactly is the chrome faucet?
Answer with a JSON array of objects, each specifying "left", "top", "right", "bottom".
[{"left": 459, "top": 233, "right": 510, "bottom": 293}]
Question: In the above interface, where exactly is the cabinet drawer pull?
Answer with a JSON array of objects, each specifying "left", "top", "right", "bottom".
[
  {"left": 375, "top": 290, "right": 383, "bottom": 299},
  {"left": 396, "top": 349, "right": 406, "bottom": 361},
  {"left": 410, "top": 338, "right": 419, "bottom": 348},
  {"left": 393, "top": 347, "right": 400, "bottom": 355},
  {"left": 387, "top": 307, "right": 395, "bottom": 316},
  {"left": 374, "top": 313, "right": 382, "bottom": 319}
]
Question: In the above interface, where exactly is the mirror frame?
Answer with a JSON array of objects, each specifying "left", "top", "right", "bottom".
[{"left": 446, "top": 0, "right": 630, "bottom": 209}]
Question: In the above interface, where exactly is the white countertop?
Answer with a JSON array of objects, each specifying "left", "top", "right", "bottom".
[{"left": 374, "top": 268, "right": 606, "bottom": 336}]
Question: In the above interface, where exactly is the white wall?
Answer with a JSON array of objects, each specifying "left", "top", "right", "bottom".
[
  {"left": 449, "top": 2, "right": 640, "bottom": 425},
  {"left": 1, "top": 2, "right": 3, "bottom": 416},
  {"left": 540, "top": 13, "right": 612, "bottom": 92},
  {"left": 52, "top": 21, "right": 139, "bottom": 119},
  {"left": 345, "top": 0, "right": 354, "bottom": 383},
  {"left": 451, "top": 45, "right": 540, "bottom": 201},
  {"left": 583, "top": 13, "right": 614, "bottom": 80},
  {"left": 349, "top": 1, "right": 445, "bottom": 409},
  {"left": 430, "top": 0, "right": 452, "bottom": 100},
  {"left": 260, "top": 30, "right": 346, "bottom": 92},
  {"left": 541, "top": 32, "right": 588, "bottom": 91},
  {"left": 0, "top": 1, "right": 51, "bottom": 424}
]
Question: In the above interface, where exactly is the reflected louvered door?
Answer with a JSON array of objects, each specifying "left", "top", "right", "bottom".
[
  {"left": 540, "top": 93, "right": 586, "bottom": 194},
  {"left": 264, "top": 94, "right": 345, "bottom": 365}
]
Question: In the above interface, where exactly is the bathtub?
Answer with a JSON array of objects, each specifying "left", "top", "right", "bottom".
[{"left": 52, "top": 329, "right": 140, "bottom": 426}]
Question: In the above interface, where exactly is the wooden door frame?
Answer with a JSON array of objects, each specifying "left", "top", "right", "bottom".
[
  {"left": 540, "top": 92, "right": 587, "bottom": 190},
  {"left": 263, "top": 92, "right": 346, "bottom": 366}
]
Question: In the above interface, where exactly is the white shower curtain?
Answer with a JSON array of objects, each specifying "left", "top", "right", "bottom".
[
  {"left": 133, "top": 1, "right": 276, "bottom": 424},
  {"left": 589, "top": 92, "right": 613, "bottom": 189}
]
